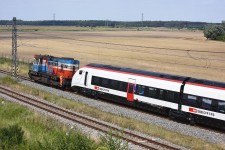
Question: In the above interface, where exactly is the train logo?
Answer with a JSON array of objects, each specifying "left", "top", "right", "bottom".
[{"left": 189, "top": 107, "right": 197, "bottom": 113}]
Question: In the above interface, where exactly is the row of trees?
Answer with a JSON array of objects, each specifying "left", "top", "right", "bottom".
[
  {"left": 204, "top": 21, "right": 225, "bottom": 41},
  {"left": 0, "top": 20, "right": 216, "bottom": 29}
]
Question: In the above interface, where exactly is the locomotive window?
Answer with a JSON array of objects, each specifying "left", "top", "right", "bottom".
[
  {"left": 52, "top": 62, "right": 55, "bottom": 66},
  {"left": 148, "top": 87, "right": 158, "bottom": 98},
  {"left": 33, "top": 60, "right": 38, "bottom": 64},
  {"left": 201, "top": 98, "right": 212, "bottom": 110},
  {"left": 101, "top": 78, "right": 109, "bottom": 88},
  {"left": 91, "top": 76, "right": 101, "bottom": 86},
  {"left": 218, "top": 101, "right": 225, "bottom": 114}
]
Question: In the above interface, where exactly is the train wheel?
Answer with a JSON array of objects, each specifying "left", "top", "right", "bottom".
[
  {"left": 93, "top": 91, "right": 98, "bottom": 99},
  {"left": 169, "top": 109, "right": 175, "bottom": 120},
  {"left": 189, "top": 114, "right": 195, "bottom": 125}
]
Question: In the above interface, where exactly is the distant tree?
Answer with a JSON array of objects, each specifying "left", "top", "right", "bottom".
[
  {"left": 222, "top": 21, "right": 225, "bottom": 27},
  {"left": 204, "top": 25, "right": 225, "bottom": 40}
]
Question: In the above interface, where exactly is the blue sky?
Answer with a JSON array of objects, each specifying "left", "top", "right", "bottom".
[{"left": 0, "top": 0, "right": 224, "bottom": 23}]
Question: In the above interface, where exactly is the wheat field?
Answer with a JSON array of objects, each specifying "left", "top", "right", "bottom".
[{"left": 0, "top": 26, "right": 225, "bottom": 82}]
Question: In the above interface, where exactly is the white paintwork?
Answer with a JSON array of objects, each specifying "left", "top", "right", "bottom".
[
  {"left": 184, "top": 84, "right": 225, "bottom": 101},
  {"left": 71, "top": 66, "right": 225, "bottom": 121}
]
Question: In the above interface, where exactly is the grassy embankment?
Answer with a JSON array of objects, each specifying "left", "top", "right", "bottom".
[
  {"left": 0, "top": 97, "right": 128, "bottom": 150},
  {"left": 0, "top": 58, "right": 224, "bottom": 150}
]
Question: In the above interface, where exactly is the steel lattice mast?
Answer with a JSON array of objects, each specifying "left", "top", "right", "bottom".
[{"left": 11, "top": 17, "right": 18, "bottom": 77}]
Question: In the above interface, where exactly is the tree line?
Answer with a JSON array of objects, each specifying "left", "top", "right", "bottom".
[{"left": 0, "top": 20, "right": 218, "bottom": 29}]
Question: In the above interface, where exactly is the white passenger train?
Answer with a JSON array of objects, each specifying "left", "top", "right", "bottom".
[{"left": 71, "top": 63, "right": 225, "bottom": 129}]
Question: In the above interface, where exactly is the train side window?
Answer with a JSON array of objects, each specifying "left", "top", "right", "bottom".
[
  {"left": 201, "top": 98, "right": 212, "bottom": 110},
  {"left": 136, "top": 85, "right": 145, "bottom": 95},
  {"left": 144, "top": 87, "right": 149, "bottom": 97},
  {"left": 101, "top": 78, "right": 109, "bottom": 88},
  {"left": 119, "top": 82, "right": 128, "bottom": 92},
  {"left": 183, "top": 94, "right": 197, "bottom": 106},
  {"left": 148, "top": 87, "right": 158, "bottom": 98},
  {"left": 174, "top": 93, "right": 179, "bottom": 103},
  {"left": 165, "top": 91, "right": 175, "bottom": 102},
  {"left": 158, "top": 89, "right": 164, "bottom": 100},
  {"left": 110, "top": 80, "right": 119, "bottom": 90},
  {"left": 91, "top": 76, "right": 101, "bottom": 86},
  {"left": 218, "top": 101, "right": 225, "bottom": 114}
]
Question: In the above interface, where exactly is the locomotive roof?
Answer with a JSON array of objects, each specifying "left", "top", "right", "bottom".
[
  {"left": 86, "top": 63, "right": 225, "bottom": 88},
  {"left": 34, "top": 55, "right": 75, "bottom": 61}
]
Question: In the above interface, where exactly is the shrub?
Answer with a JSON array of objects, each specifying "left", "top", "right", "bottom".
[
  {"left": 32, "top": 131, "right": 97, "bottom": 150},
  {"left": 0, "top": 124, "right": 25, "bottom": 149},
  {"left": 204, "top": 25, "right": 225, "bottom": 40},
  {"left": 99, "top": 131, "right": 128, "bottom": 150}
]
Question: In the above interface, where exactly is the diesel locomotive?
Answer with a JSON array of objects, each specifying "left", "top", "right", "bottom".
[{"left": 28, "top": 54, "right": 79, "bottom": 88}]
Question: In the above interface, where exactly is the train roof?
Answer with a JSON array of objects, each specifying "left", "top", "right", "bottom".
[
  {"left": 86, "top": 63, "right": 186, "bottom": 81},
  {"left": 187, "top": 78, "right": 225, "bottom": 88},
  {"left": 86, "top": 63, "right": 225, "bottom": 88}
]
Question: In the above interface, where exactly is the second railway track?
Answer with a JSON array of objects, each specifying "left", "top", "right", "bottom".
[{"left": 0, "top": 85, "right": 180, "bottom": 150}]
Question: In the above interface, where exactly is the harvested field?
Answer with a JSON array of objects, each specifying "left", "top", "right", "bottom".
[{"left": 0, "top": 26, "right": 225, "bottom": 82}]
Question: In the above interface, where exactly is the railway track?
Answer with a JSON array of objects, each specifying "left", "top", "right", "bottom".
[
  {"left": 0, "top": 85, "right": 179, "bottom": 150},
  {"left": 0, "top": 69, "right": 30, "bottom": 81}
]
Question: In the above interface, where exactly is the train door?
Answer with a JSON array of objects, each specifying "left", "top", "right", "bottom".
[
  {"left": 79, "top": 70, "right": 88, "bottom": 86},
  {"left": 127, "top": 78, "right": 136, "bottom": 102}
]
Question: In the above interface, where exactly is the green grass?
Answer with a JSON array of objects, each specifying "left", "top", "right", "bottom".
[
  {"left": 0, "top": 57, "right": 30, "bottom": 77},
  {"left": 0, "top": 98, "right": 128, "bottom": 150},
  {"left": 0, "top": 76, "right": 224, "bottom": 149}
]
